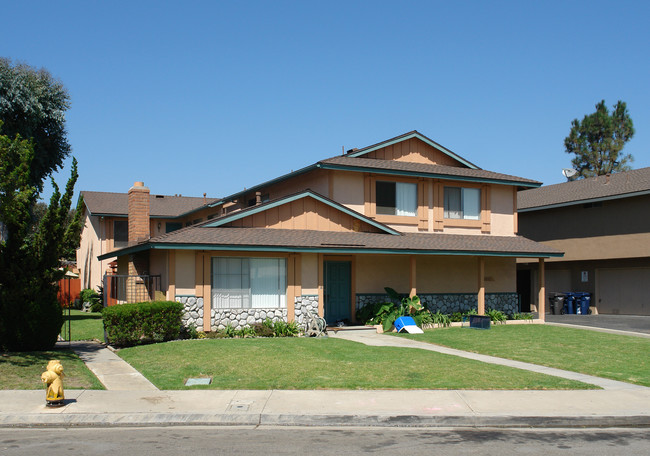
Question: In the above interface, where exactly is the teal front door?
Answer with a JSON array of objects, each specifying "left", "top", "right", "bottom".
[{"left": 324, "top": 261, "right": 351, "bottom": 324}]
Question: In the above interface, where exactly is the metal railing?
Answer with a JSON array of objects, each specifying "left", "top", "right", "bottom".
[{"left": 103, "top": 274, "right": 162, "bottom": 306}]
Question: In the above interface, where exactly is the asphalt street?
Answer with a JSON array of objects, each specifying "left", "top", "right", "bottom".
[
  {"left": 544, "top": 314, "right": 650, "bottom": 335},
  {"left": 2, "top": 426, "right": 649, "bottom": 456}
]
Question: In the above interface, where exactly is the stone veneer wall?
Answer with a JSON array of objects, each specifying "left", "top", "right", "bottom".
[
  {"left": 177, "top": 295, "right": 289, "bottom": 331},
  {"left": 356, "top": 292, "right": 520, "bottom": 315},
  {"left": 211, "top": 308, "right": 288, "bottom": 331},
  {"left": 294, "top": 295, "right": 319, "bottom": 329},
  {"left": 176, "top": 296, "right": 204, "bottom": 331}
]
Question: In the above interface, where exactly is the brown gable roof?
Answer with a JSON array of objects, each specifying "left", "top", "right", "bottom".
[
  {"left": 136, "top": 226, "right": 560, "bottom": 258},
  {"left": 518, "top": 167, "right": 650, "bottom": 211},
  {"left": 320, "top": 156, "right": 541, "bottom": 187},
  {"left": 81, "top": 191, "right": 219, "bottom": 218},
  {"left": 344, "top": 130, "right": 480, "bottom": 169}
]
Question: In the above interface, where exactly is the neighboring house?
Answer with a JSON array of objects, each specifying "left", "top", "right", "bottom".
[
  {"left": 517, "top": 167, "right": 650, "bottom": 315},
  {"left": 76, "top": 190, "right": 219, "bottom": 291},
  {"left": 97, "top": 131, "right": 560, "bottom": 330}
]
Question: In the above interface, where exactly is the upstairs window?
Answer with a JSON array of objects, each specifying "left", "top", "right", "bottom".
[
  {"left": 165, "top": 222, "right": 182, "bottom": 233},
  {"left": 444, "top": 187, "right": 480, "bottom": 220},
  {"left": 113, "top": 220, "right": 128, "bottom": 248},
  {"left": 376, "top": 181, "right": 417, "bottom": 216}
]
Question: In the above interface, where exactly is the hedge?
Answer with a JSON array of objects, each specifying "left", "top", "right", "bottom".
[{"left": 102, "top": 301, "right": 183, "bottom": 347}]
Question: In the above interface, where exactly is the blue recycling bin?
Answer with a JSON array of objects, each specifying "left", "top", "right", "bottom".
[
  {"left": 575, "top": 292, "right": 591, "bottom": 315},
  {"left": 563, "top": 292, "right": 576, "bottom": 314}
]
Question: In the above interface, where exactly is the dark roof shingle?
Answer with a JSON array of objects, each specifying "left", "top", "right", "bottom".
[
  {"left": 320, "top": 156, "right": 541, "bottom": 187},
  {"left": 518, "top": 167, "right": 650, "bottom": 210},
  {"left": 81, "top": 191, "right": 219, "bottom": 218},
  {"left": 146, "top": 226, "right": 560, "bottom": 257}
]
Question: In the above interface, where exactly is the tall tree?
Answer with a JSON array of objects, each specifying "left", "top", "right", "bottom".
[
  {"left": 564, "top": 100, "right": 635, "bottom": 180},
  {"left": 0, "top": 131, "right": 83, "bottom": 351},
  {"left": 0, "top": 58, "right": 71, "bottom": 188}
]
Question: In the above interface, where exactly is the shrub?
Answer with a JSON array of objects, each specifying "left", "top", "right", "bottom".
[
  {"left": 430, "top": 311, "right": 451, "bottom": 327},
  {"left": 252, "top": 322, "right": 275, "bottom": 337},
  {"left": 80, "top": 288, "right": 103, "bottom": 312},
  {"left": 102, "top": 301, "right": 183, "bottom": 347},
  {"left": 511, "top": 312, "right": 534, "bottom": 320},
  {"left": 356, "top": 288, "right": 431, "bottom": 331},
  {"left": 180, "top": 323, "right": 200, "bottom": 340},
  {"left": 486, "top": 308, "right": 507, "bottom": 323},
  {"left": 273, "top": 320, "right": 300, "bottom": 337}
]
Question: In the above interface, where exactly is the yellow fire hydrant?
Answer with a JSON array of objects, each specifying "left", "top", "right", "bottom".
[{"left": 41, "top": 360, "right": 65, "bottom": 407}]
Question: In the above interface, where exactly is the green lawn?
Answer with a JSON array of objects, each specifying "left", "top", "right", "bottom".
[
  {"left": 61, "top": 310, "right": 104, "bottom": 341},
  {"left": 395, "top": 325, "right": 650, "bottom": 387},
  {"left": 0, "top": 349, "right": 104, "bottom": 390},
  {"left": 117, "top": 337, "right": 595, "bottom": 390}
]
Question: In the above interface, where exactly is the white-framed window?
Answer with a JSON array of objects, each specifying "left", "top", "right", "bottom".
[
  {"left": 211, "top": 257, "right": 286, "bottom": 309},
  {"left": 376, "top": 181, "right": 417, "bottom": 216},
  {"left": 444, "top": 187, "right": 481, "bottom": 220}
]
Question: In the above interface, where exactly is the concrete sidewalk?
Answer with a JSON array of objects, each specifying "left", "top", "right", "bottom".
[
  {"left": 66, "top": 341, "right": 157, "bottom": 391},
  {"left": 2, "top": 331, "right": 648, "bottom": 428},
  {"left": 2, "top": 389, "right": 649, "bottom": 428}
]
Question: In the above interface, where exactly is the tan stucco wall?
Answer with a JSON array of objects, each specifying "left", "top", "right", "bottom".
[
  {"left": 543, "top": 233, "right": 650, "bottom": 262},
  {"left": 416, "top": 256, "right": 479, "bottom": 293},
  {"left": 331, "top": 171, "right": 364, "bottom": 213},
  {"left": 442, "top": 227, "right": 483, "bottom": 235},
  {"left": 356, "top": 255, "right": 411, "bottom": 293},
  {"left": 301, "top": 253, "right": 319, "bottom": 294},
  {"left": 175, "top": 250, "right": 196, "bottom": 295},
  {"left": 490, "top": 186, "right": 515, "bottom": 236},
  {"left": 77, "top": 213, "right": 111, "bottom": 291},
  {"left": 415, "top": 256, "right": 515, "bottom": 293},
  {"left": 484, "top": 257, "right": 516, "bottom": 292},
  {"left": 149, "top": 250, "right": 169, "bottom": 291}
]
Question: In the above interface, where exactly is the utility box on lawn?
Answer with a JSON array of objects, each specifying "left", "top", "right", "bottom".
[{"left": 468, "top": 315, "right": 491, "bottom": 330}]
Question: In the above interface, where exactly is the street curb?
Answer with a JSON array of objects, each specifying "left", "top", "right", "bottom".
[{"left": 1, "top": 413, "right": 649, "bottom": 428}]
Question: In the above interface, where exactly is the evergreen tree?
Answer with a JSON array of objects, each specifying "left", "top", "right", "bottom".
[
  {"left": 0, "top": 126, "right": 83, "bottom": 351},
  {"left": 564, "top": 100, "right": 635, "bottom": 180},
  {"left": 0, "top": 58, "right": 71, "bottom": 189}
]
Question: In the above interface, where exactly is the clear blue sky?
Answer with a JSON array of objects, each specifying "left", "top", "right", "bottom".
[{"left": 2, "top": 0, "right": 649, "bottom": 202}]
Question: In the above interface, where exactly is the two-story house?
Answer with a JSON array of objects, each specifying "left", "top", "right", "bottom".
[
  {"left": 76, "top": 190, "right": 219, "bottom": 291},
  {"left": 96, "top": 131, "right": 560, "bottom": 330},
  {"left": 517, "top": 167, "right": 650, "bottom": 315}
]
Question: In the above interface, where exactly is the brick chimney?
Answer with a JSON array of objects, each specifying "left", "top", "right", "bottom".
[{"left": 128, "top": 181, "right": 150, "bottom": 243}]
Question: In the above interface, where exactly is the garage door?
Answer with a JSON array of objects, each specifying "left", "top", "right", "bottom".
[{"left": 596, "top": 268, "right": 650, "bottom": 315}]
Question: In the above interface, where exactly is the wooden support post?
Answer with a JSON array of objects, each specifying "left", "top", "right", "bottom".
[
  {"left": 409, "top": 255, "right": 417, "bottom": 297},
  {"left": 538, "top": 258, "right": 546, "bottom": 322},
  {"left": 478, "top": 257, "right": 485, "bottom": 315}
]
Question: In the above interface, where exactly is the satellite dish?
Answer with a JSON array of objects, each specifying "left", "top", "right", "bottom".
[{"left": 562, "top": 168, "right": 577, "bottom": 178}]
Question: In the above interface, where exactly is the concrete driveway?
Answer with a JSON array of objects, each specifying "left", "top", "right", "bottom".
[{"left": 545, "top": 314, "right": 650, "bottom": 335}]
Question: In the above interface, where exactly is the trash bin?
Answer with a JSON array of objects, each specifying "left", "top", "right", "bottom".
[
  {"left": 548, "top": 293, "right": 564, "bottom": 315},
  {"left": 574, "top": 292, "right": 591, "bottom": 315},
  {"left": 563, "top": 292, "right": 576, "bottom": 314}
]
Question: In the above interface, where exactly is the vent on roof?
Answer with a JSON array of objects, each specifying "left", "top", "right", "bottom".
[
  {"left": 155, "top": 195, "right": 165, "bottom": 198},
  {"left": 320, "top": 243, "right": 365, "bottom": 247}
]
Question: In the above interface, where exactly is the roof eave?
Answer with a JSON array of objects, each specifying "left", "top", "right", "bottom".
[
  {"left": 518, "top": 189, "right": 650, "bottom": 213},
  {"left": 101, "top": 241, "right": 562, "bottom": 259},
  {"left": 346, "top": 131, "right": 480, "bottom": 169},
  {"left": 318, "top": 163, "right": 541, "bottom": 188}
]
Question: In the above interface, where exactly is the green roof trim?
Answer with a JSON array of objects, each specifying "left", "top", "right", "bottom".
[
  {"left": 99, "top": 242, "right": 561, "bottom": 260},
  {"left": 518, "top": 189, "right": 650, "bottom": 212},
  {"left": 207, "top": 164, "right": 319, "bottom": 208},
  {"left": 317, "top": 163, "right": 540, "bottom": 188},
  {"left": 346, "top": 131, "right": 479, "bottom": 169},
  {"left": 203, "top": 190, "right": 401, "bottom": 235}
]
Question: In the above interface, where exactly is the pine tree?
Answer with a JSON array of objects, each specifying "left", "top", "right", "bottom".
[
  {"left": 564, "top": 100, "right": 635, "bottom": 180},
  {"left": 0, "top": 126, "right": 83, "bottom": 350}
]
